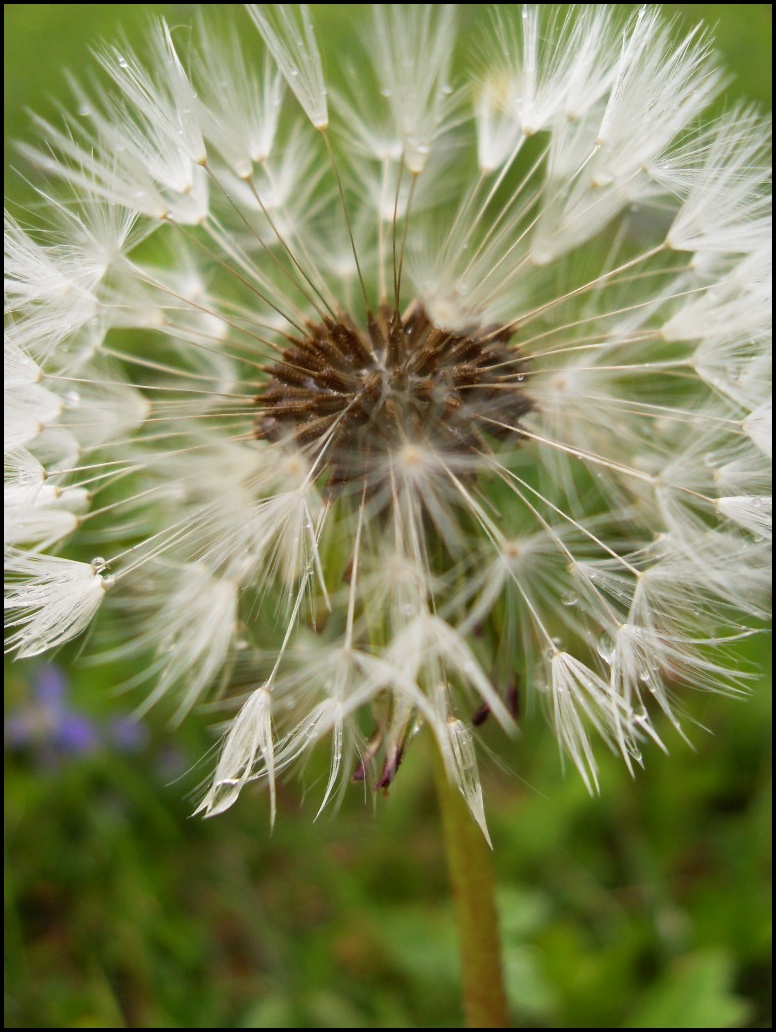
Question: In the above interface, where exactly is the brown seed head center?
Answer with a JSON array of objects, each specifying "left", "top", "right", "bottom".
[{"left": 255, "top": 301, "right": 532, "bottom": 491}]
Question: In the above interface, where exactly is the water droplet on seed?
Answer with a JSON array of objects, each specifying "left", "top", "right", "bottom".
[{"left": 596, "top": 633, "right": 615, "bottom": 663}]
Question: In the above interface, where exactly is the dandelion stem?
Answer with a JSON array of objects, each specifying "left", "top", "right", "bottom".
[{"left": 433, "top": 746, "right": 510, "bottom": 1029}]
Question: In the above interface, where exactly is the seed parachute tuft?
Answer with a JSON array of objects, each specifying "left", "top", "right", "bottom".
[{"left": 5, "top": 4, "right": 771, "bottom": 837}]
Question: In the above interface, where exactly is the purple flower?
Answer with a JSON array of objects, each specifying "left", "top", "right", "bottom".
[{"left": 5, "top": 664, "right": 146, "bottom": 765}]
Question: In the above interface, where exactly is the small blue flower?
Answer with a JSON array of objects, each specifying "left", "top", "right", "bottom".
[{"left": 5, "top": 664, "right": 147, "bottom": 766}]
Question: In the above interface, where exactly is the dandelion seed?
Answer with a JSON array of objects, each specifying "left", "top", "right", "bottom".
[{"left": 4, "top": 5, "right": 771, "bottom": 838}]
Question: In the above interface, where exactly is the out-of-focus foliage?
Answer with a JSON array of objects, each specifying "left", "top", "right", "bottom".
[
  {"left": 5, "top": 644, "right": 771, "bottom": 1028},
  {"left": 4, "top": 4, "right": 772, "bottom": 1028}
]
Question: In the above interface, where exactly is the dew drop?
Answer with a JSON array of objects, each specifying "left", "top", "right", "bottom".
[
  {"left": 596, "top": 633, "right": 615, "bottom": 663},
  {"left": 90, "top": 556, "right": 109, "bottom": 573}
]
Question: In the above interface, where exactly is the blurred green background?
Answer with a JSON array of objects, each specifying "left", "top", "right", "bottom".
[{"left": 4, "top": 5, "right": 772, "bottom": 1028}]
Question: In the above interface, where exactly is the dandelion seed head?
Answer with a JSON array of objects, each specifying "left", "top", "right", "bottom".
[
  {"left": 255, "top": 301, "right": 532, "bottom": 497},
  {"left": 4, "top": 4, "right": 771, "bottom": 836}
]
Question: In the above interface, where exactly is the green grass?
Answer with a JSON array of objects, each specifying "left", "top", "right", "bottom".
[{"left": 5, "top": 648, "right": 772, "bottom": 1027}]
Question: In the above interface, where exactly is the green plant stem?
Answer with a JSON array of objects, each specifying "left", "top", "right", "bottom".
[{"left": 433, "top": 747, "right": 511, "bottom": 1028}]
